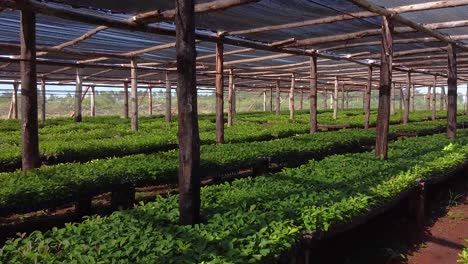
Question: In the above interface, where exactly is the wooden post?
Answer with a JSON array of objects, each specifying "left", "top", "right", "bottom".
[
  {"left": 148, "top": 86, "right": 153, "bottom": 116},
  {"left": 375, "top": 16, "right": 393, "bottom": 160},
  {"left": 13, "top": 81, "right": 19, "bottom": 120},
  {"left": 341, "top": 83, "right": 345, "bottom": 110},
  {"left": 310, "top": 55, "right": 318, "bottom": 134},
  {"left": 131, "top": 58, "right": 138, "bottom": 131},
  {"left": 215, "top": 41, "right": 224, "bottom": 143},
  {"left": 20, "top": 9, "right": 40, "bottom": 170},
  {"left": 123, "top": 82, "right": 129, "bottom": 119},
  {"left": 176, "top": 0, "right": 201, "bottom": 225},
  {"left": 403, "top": 72, "right": 411, "bottom": 124},
  {"left": 447, "top": 43, "right": 457, "bottom": 139},
  {"left": 324, "top": 91, "right": 328, "bottom": 110},
  {"left": 333, "top": 76, "right": 338, "bottom": 120},
  {"left": 390, "top": 82, "right": 395, "bottom": 115},
  {"left": 165, "top": 72, "right": 172, "bottom": 122},
  {"left": 228, "top": 69, "right": 234, "bottom": 127},
  {"left": 466, "top": 84, "right": 468, "bottom": 113},
  {"left": 300, "top": 87, "right": 304, "bottom": 111},
  {"left": 330, "top": 93, "right": 333, "bottom": 110},
  {"left": 345, "top": 90, "right": 349, "bottom": 109},
  {"left": 90, "top": 85, "right": 96, "bottom": 117},
  {"left": 364, "top": 66, "right": 372, "bottom": 129},
  {"left": 440, "top": 86, "right": 446, "bottom": 111},
  {"left": 269, "top": 86, "right": 273, "bottom": 112},
  {"left": 410, "top": 83, "right": 415, "bottom": 112},
  {"left": 426, "top": 86, "right": 431, "bottom": 111},
  {"left": 40, "top": 78, "right": 46, "bottom": 122},
  {"left": 289, "top": 73, "right": 295, "bottom": 120},
  {"left": 263, "top": 90, "right": 267, "bottom": 112},
  {"left": 276, "top": 79, "right": 280, "bottom": 115},
  {"left": 74, "top": 68, "right": 83, "bottom": 122},
  {"left": 432, "top": 76, "right": 437, "bottom": 121},
  {"left": 399, "top": 85, "right": 403, "bottom": 111}
]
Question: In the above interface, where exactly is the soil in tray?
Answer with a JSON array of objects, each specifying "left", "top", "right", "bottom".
[{"left": 306, "top": 168, "right": 467, "bottom": 264}]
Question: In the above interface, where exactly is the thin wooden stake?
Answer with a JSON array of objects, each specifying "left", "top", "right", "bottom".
[
  {"left": 310, "top": 55, "right": 318, "bottom": 133},
  {"left": 289, "top": 73, "right": 295, "bottom": 120},
  {"left": 426, "top": 86, "right": 431, "bottom": 111},
  {"left": 269, "top": 86, "right": 273, "bottom": 112},
  {"left": 215, "top": 41, "right": 224, "bottom": 143},
  {"left": 375, "top": 16, "right": 393, "bottom": 160},
  {"left": 403, "top": 72, "right": 411, "bottom": 124},
  {"left": 300, "top": 87, "right": 304, "bottom": 110},
  {"left": 40, "top": 78, "right": 46, "bottom": 122},
  {"left": 364, "top": 66, "right": 372, "bottom": 129},
  {"left": 447, "top": 43, "right": 457, "bottom": 139},
  {"left": 333, "top": 76, "right": 338, "bottom": 120},
  {"left": 90, "top": 85, "right": 96, "bottom": 117},
  {"left": 228, "top": 69, "right": 234, "bottom": 127},
  {"left": 391, "top": 82, "right": 395, "bottom": 115},
  {"left": 131, "top": 58, "right": 138, "bottom": 131},
  {"left": 148, "top": 87, "right": 153, "bottom": 116},
  {"left": 165, "top": 72, "right": 172, "bottom": 122},
  {"left": 432, "top": 76, "right": 437, "bottom": 121},
  {"left": 20, "top": 9, "right": 40, "bottom": 170},
  {"left": 440, "top": 86, "right": 446, "bottom": 111},
  {"left": 410, "top": 83, "right": 415, "bottom": 112},
  {"left": 276, "top": 79, "right": 280, "bottom": 115},
  {"left": 74, "top": 68, "right": 83, "bottom": 122},
  {"left": 123, "top": 82, "right": 129, "bottom": 119},
  {"left": 263, "top": 90, "right": 267, "bottom": 111}
]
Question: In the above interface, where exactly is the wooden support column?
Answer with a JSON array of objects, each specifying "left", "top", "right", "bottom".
[
  {"left": 432, "top": 76, "right": 437, "bottom": 121},
  {"left": 364, "top": 66, "right": 372, "bottom": 129},
  {"left": 13, "top": 81, "right": 19, "bottom": 119},
  {"left": 40, "top": 78, "right": 46, "bottom": 122},
  {"left": 130, "top": 58, "right": 138, "bottom": 131},
  {"left": 345, "top": 91, "right": 349, "bottom": 109},
  {"left": 90, "top": 85, "right": 96, "bottom": 117},
  {"left": 263, "top": 90, "right": 267, "bottom": 112},
  {"left": 123, "top": 82, "right": 129, "bottom": 119},
  {"left": 176, "top": 0, "right": 201, "bottom": 225},
  {"left": 410, "top": 83, "right": 415, "bottom": 112},
  {"left": 215, "top": 41, "right": 224, "bottom": 143},
  {"left": 466, "top": 84, "right": 468, "bottom": 113},
  {"left": 228, "top": 69, "right": 234, "bottom": 127},
  {"left": 74, "top": 68, "right": 83, "bottom": 122},
  {"left": 341, "top": 83, "right": 345, "bottom": 110},
  {"left": 310, "top": 55, "right": 318, "bottom": 134},
  {"left": 399, "top": 86, "right": 403, "bottom": 111},
  {"left": 300, "top": 87, "right": 304, "bottom": 111},
  {"left": 148, "top": 87, "right": 153, "bottom": 116},
  {"left": 375, "top": 16, "right": 393, "bottom": 160},
  {"left": 324, "top": 91, "right": 328, "bottom": 110},
  {"left": 440, "top": 86, "right": 446, "bottom": 111},
  {"left": 165, "top": 72, "right": 172, "bottom": 122},
  {"left": 403, "top": 72, "right": 411, "bottom": 124},
  {"left": 289, "top": 73, "right": 295, "bottom": 120},
  {"left": 447, "top": 43, "right": 457, "bottom": 139},
  {"left": 269, "top": 86, "right": 273, "bottom": 112},
  {"left": 390, "top": 82, "right": 395, "bottom": 115},
  {"left": 333, "top": 76, "right": 338, "bottom": 120},
  {"left": 276, "top": 79, "right": 280, "bottom": 115},
  {"left": 20, "top": 9, "right": 40, "bottom": 170},
  {"left": 426, "top": 86, "right": 431, "bottom": 111}
]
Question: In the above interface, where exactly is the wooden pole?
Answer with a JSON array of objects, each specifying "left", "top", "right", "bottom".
[
  {"left": 148, "top": 86, "right": 153, "bottom": 116},
  {"left": 123, "top": 82, "right": 129, "bottom": 119},
  {"left": 426, "top": 86, "right": 431, "bottom": 111},
  {"left": 20, "top": 9, "right": 40, "bottom": 170},
  {"left": 345, "top": 90, "right": 349, "bottom": 109},
  {"left": 7, "top": 94, "right": 13, "bottom": 119},
  {"left": 13, "top": 81, "right": 18, "bottom": 119},
  {"left": 341, "top": 83, "right": 345, "bottom": 110},
  {"left": 269, "top": 86, "right": 273, "bottom": 112},
  {"left": 289, "top": 73, "right": 295, "bottom": 120},
  {"left": 410, "top": 83, "right": 415, "bottom": 112},
  {"left": 375, "top": 16, "right": 393, "bottom": 160},
  {"left": 131, "top": 58, "right": 138, "bottom": 131},
  {"left": 310, "top": 55, "right": 318, "bottom": 133},
  {"left": 324, "top": 91, "right": 328, "bottom": 110},
  {"left": 40, "top": 78, "right": 45, "bottom": 122},
  {"left": 276, "top": 79, "right": 280, "bottom": 115},
  {"left": 403, "top": 72, "right": 411, "bottom": 124},
  {"left": 90, "top": 85, "right": 96, "bottom": 117},
  {"left": 390, "top": 82, "right": 395, "bottom": 115},
  {"left": 300, "top": 87, "right": 304, "bottom": 110},
  {"left": 447, "top": 43, "right": 457, "bottom": 139},
  {"left": 399, "top": 86, "right": 403, "bottom": 111},
  {"left": 432, "top": 76, "right": 437, "bottom": 120},
  {"left": 74, "top": 68, "right": 83, "bottom": 122},
  {"left": 333, "top": 76, "right": 338, "bottom": 120},
  {"left": 228, "top": 69, "right": 234, "bottom": 126},
  {"left": 364, "top": 66, "right": 372, "bottom": 129},
  {"left": 215, "top": 41, "right": 224, "bottom": 143},
  {"left": 263, "top": 90, "right": 267, "bottom": 111},
  {"left": 440, "top": 86, "right": 446, "bottom": 111},
  {"left": 466, "top": 84, "right": 468, "bottom": 113},
  {"left": 165, "top": 72, "right": 172, "bottom": 122},
  {"left": 176, "top": 0, "right": 201, "bottom": 225}
]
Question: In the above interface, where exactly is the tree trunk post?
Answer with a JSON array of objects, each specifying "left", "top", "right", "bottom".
[
  {"left": 20, "top": 9, "right": 40, "bottom": 170},
  {"left": 289, "top": 73, "right": 295, "bottom": 120},
  {"left": 90, "top": 85, "right": 96, "bottom": 117},
  {"left": 410, "top": 83, "right": 415, "bottom": 112},
  {"left": 399, "top": 85, "right": 403, "bottom": 111},
  {"left": 228, "top": 69, "right": 234, "bottom": 127},
  {"left": 269, "top": 86, "right": 273, "bottom": 112},
  {"left": 375, "top": 16, "right": 393, "bottom": 160},
  {"left": 440, "top": 86, "right": 446, "bottom": 111},
  {"left": 276, "top": 79, "right": 280, "bottom": 115},
  {"left": 165, "top": 72, "right": 172, "bottom": 122},
  {"left": 176, "top": 0, "right": 201, "bottom": 225},
  {"left": 333, "top": 76, "right": 338, "bottom": 120},
  {"left": 148, "top": 86, "right": 153, "bottom": 116},
  {"left": 345, "top": 90, "right": 349, "bottom": 109},
  {"left": 300, "top": 87, "right": 304, "bottom": 111},
  {"left": 426, "top": 86, "right": 431, "bottom": 111},
  {"left": 364, "top": 66, "right": 372, "bottom": 129},
  {"left": 40, "top": 78, "right": 46, "bottom": 122},
  {"left": 403, "top": 72, "right": 411, "bottom": 124},
  {"left": 123, "top": 82, "right": 129, "bottom": 119},
  {"left": 263, "top": 90, "right": 267, "bottom": 112},
  {"left": 447, "top": 43, "right": 457, "bottom": 139},
  {"left": 324, "top": 91, "right": 328, "bottom": 110},
  {"left": 390, "top": 82, "right": 395, "bottom": 115},
  {"left": 131, "top": 58, "right": 138, "bottom": 131},
  {"left": 310, "top": 55, "right": 318, "bottom": 134},
  {"left": 341, "top": 83, "right": 345, "bottom": 110},
  {"left": 13, "top": 81, "right": 19, "bottom": 120},
  {"left": 432, "top": 76, "right": 437, "bottom": 121},
  {"left": 215, "top": 41, "right": 224, "bottom": 143},
  {"left": 74, "top": 68, "right": 83, "bottom": 122}
]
